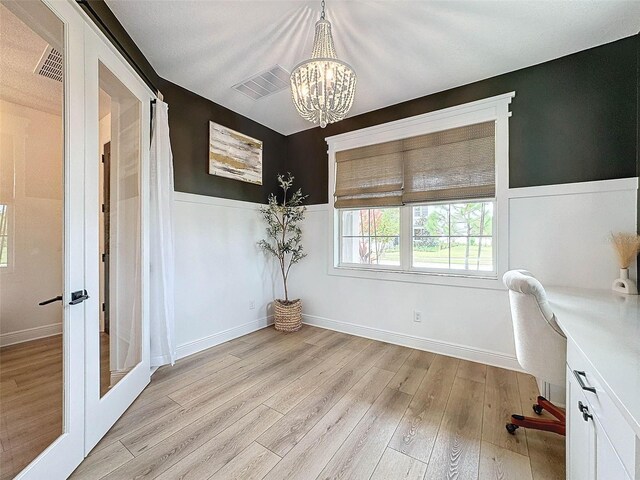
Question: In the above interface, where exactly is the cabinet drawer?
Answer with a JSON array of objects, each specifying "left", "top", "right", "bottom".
[{"left": 567, "top": 339, "right": 637, "bottom": 477}]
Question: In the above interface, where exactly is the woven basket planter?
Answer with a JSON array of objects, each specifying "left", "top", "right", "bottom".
[{"left": 273, "top": 299, "right": 302, "bottom": 332}]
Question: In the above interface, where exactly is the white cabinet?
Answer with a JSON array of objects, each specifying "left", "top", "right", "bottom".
[
  {"left": 548, "top": 288, "right": 640, "bottom": 480},
  {"left": 566, "top": 364, "right": 633, "bottom": 480}
]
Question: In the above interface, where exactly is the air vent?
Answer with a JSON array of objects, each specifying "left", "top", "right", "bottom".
[
  {"left": 34, "top": 45, "right": 63, "bottom": 82},
  {"left": 233, "top": 65, "right": 290, "bottom": 100}
]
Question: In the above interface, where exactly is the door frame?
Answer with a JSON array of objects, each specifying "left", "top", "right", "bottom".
[{"left": 82, "top": 20, "right": 154, "bottom": 452}]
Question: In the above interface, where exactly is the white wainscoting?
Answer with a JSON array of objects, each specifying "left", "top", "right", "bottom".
[
  {"left": 291, "top": 178, "right": 637, "bottom": 374},
  {"left": 173, "top": 192, "right": 280, "bottom": 359},
  {"left": 171, "top": 177, "right": 636, "bottom": 391}
]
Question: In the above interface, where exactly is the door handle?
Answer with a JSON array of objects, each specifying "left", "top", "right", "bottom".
[
  {"left": 39, "top": 295, "right": 63, "bottom": 306},
  {"left": 573, "top": 370, "right": 596, "bottom": 393},
  {"left": 69, "top": 290, "right": 89, "bottom": 305}
]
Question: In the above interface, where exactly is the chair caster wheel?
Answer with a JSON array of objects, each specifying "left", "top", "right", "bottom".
[
  {"left": 533, "top": 404, "right": 544, "bottom": 415},
  {"left": 506, "top": 423, "right": 519, "bottom": 434}
]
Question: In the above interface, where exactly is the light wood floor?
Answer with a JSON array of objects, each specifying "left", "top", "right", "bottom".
[
  {"left": 70, "top": 325, "right": 565, "bottom": 480},
  {"left": 0, "top": 333, "right": 112, "bottom": 480},
  {"left": 0, "top": 335, "right": 63, "bottom": 480}
]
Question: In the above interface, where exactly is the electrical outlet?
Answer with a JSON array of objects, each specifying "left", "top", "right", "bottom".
[
  {"left": 413, "top": 310, "right": 422, "bottom": 323},
  {"left": 249, "top": 300, "right": 255, "bottom": 310}
]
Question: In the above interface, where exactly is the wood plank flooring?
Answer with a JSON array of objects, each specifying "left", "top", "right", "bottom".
[
  {"left": 0, "top": 333, "right": 112, "bottom": 480},
  {"left": 13, "top": 325, "right": 565, "bottom": 479},
  {"left": 0, "top": 336, "right": 63, "bottom": 480}
]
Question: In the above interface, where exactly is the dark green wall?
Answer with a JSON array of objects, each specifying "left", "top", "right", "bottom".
[
  {"left": 158, "top": 79, "right": 287, "bottom": 202},
  {"left": 287, "top": 35, "right": 639, "bottom": 205}
]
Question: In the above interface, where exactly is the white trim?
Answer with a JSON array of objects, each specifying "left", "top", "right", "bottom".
[
  {"left": 328, "top": 265, "right": 503, "bottom": 289},
  {"left": 302, "top": 314, "right": 523, "bottom": 372},
  {"left": 326, "top": 93, "right": 514, "bottom": 289},
  {"left": 304, "top": 203, "right": 328, "bottom": 212},
  {"left": 176, "top": 315, "right": 274, "bottom": 360},
  {"left": 173, "top": 192, "right": 330, "bottom": 212},
  {"left": 174, "top": 191, "right": 263, "bottom": 211},
  {"left": 325, "top": 92, "right": 516, "bottom": 149},
  {"left": 507, "top": 177, "right": 638, "bottom": 199},
  {"left": 0, "top": 323, "right": 62, "bottom": 347}
]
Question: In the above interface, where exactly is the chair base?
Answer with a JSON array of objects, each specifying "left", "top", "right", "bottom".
[{"left": 506, "top": 396, "right": 565, "bottom": 436}]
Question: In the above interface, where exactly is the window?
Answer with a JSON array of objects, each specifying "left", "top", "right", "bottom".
[
  {"left": 340, "top": 207, "right": 400, "bottom": 266},
  {"left": 338, "top": 201, "right": 494, "bottom": 275},
  {"left": 0, "top": 204, "right": 8, "bottom": 268},
  {"left": 329, "top": 93, "right": 514, "bottom": 283},
  {"left": 412, "top": 201, "right": 494, "bottom": 272}
]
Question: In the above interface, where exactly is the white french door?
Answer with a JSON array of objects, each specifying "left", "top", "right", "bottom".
[
  {"left": 4, "top": 0, "right": 153, "bottom": 477},
  {"left": 8, "top": 0, "right": 85, "bottom": 478},
  {"left": 83, "top": 22, "right": 152, "bottom": 451}
]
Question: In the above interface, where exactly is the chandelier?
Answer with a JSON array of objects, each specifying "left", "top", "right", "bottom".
[{"left": 290, "top": 0, "right": 356, "bottom": 128}]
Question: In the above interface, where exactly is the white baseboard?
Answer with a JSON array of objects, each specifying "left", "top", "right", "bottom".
[
  {"left": 176, "top": 316, "right": 274, "bottom": 360},
  {"left": 0, "top": 323, "right": 62, "bottom": 347},
  {"left": 303, "top": 314, "right": 523, "bottom": 372}
]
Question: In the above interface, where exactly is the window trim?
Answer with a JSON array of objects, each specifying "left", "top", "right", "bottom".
[{"left": 325, "top": 92, "right": 514, "bottom": 290}]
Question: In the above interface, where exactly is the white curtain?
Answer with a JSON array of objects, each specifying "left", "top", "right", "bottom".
[{"left": 149, "top": 100, "right": 176, "bottom": 367}]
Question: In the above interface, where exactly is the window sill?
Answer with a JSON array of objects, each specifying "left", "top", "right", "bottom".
[{"left": 328, "top": 264, "right": 504, "bottom": 290}]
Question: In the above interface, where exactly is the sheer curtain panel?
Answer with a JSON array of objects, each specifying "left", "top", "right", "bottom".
[{"left": 149, "top": 100, "right": 176, "bottom": 367}]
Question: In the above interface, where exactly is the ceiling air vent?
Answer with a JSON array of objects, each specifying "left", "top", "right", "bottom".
[
  {"left": 34, "top": 45, "right": 63, "bottom": 82},
  {"left": 233, "top": 65, "right": 290, "bottom": 100}
]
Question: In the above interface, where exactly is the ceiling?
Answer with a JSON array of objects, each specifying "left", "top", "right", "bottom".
[
  {"left": 105, "top": 0, "right": 640, "bottom": 136},
  {"left": 0, "top": 4, "right": 63, "bottom": 116}
]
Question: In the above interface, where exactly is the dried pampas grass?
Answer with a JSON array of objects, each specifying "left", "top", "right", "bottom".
[{"left": 610, "top": 232, "right": 640, "bottom": 269}]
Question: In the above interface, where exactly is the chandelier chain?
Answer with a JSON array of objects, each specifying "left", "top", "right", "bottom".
[{"left": 320, "top": 0, "right": 325, "bottom": 19}]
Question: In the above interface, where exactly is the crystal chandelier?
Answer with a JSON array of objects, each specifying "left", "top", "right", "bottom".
[{"left": 290, "top": 0, "right": 356, "bottom": 128}]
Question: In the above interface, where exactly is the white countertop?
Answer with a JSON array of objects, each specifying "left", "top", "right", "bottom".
[{"left": 546, "top": 287, "right": 640, "bottom": 438}]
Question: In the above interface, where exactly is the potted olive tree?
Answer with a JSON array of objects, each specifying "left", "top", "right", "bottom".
[{"left": 258, "top": 173, "right": 307, "bottom": 332}]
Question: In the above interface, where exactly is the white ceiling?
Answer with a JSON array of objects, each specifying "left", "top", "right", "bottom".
[
  {"left": 0, "top": 4, "right": 63, "bottom": 116},
  {"left": 105, "top": 0, "right": 640, "bottom": 135}
]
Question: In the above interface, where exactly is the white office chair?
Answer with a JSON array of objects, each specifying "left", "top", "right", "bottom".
[{"left": 503, "top": 269, "right": 567, "bottom": 436}]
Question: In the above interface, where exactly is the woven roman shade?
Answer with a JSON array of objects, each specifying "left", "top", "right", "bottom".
[
  {"left": 334, "top": 141, "right": 403, "bottom": 208},
  {"left": 402, "top": 122, "right": 495, "bottom": 203},
  {"left": 333, "top": 121, "right": 495, "bottom": 208}
]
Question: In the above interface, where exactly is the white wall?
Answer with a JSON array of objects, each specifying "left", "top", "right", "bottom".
[
  {"left": 172, "top": 192, "right": 280, "bottom": 358},
  {"left": 291, "top": 179, "right": 637, "bottom": 371},
  {"left": 0, "top": 100, "right": 64, "bottom": 346}
]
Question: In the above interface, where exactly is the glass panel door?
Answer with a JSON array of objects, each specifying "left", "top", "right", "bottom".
[
  {"left": 97, "top": 62, "right": 143, "bottom": 397},
  {"left": 0, "top": 0, "right": 85, "bottom": 478},
  {"left": 84, "top": 23, "right": 151, "bottom": 451}
]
